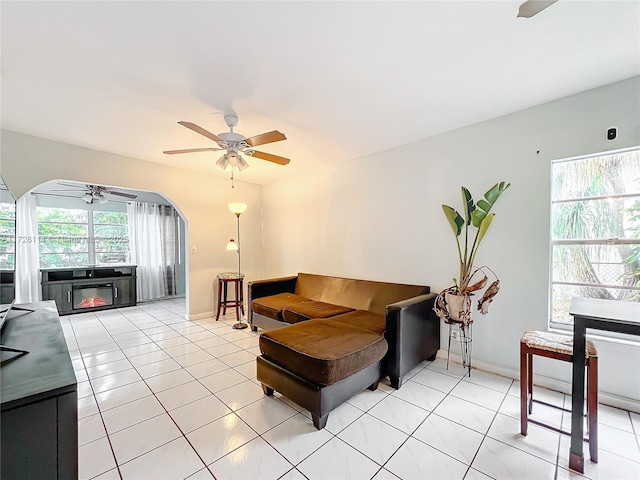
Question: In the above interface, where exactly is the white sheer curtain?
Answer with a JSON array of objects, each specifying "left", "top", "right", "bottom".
[
  {"left": 15, "top": 193, "right": 40, "bottom": 303},
  {"left": 127, "top": 202, "right": 165, "bottom": 301}
]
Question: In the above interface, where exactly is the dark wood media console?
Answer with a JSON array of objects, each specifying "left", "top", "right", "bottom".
[
  {"left": 1, "top": 269, "right": 15, "bottom": 304},
  {"left": 41, "top": 265, "right": 137, "bottom": 315},
  {"left": 1, "top": 301, "right": 78, "bottom": 479}
]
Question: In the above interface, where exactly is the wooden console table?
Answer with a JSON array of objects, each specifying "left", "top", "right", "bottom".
[
  {"left": 1, "top": 301, "right": 78, "bottom": 479},
  {"left": 568, "top": 297, "right": 640, "bottom": 473}
]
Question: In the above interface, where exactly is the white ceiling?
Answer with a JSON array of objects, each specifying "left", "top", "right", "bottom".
[{"left": 1, "top": 1, "right": 639, "bottom": 185}]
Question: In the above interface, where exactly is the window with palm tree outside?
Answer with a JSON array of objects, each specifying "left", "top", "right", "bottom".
[{"left": 550, "top": 148, "right": 640, "bottom": 329}]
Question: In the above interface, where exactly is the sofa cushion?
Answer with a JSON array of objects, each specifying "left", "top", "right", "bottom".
[
  {"left": 282, "top": 301, "right": 354, "bottom": 324},
  {"left": 294, "top": 273, "right": 428, "bottom": 315},
  {"left": 259, "top": 319, "right": 388, "bottom": 386},
  {"left": 330, "top": 310, "right": 386, "bottom": 335},
  {"left": 252, "top": 293, "right": 311, "bottom": 321}
]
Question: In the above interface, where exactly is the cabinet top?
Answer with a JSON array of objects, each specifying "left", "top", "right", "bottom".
[
  {"left": 1, "top": 301, "right": 76, "bottom": 409},
  {"left": 40, "top": 265, "right": 137, "bottom": 271}
]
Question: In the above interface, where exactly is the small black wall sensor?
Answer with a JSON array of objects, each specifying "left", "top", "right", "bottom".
[{"left": 606, "top": 127, "right": 617, "bottom": 141}]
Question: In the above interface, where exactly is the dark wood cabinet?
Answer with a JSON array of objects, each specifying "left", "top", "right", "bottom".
[
  {"left": 1, "top": 270, "right": 15, "bottom": 304},
  {"left": 1, "top": 301, "right": 78, "bottom": 479},
  {"left": 41, "top": 266, "right": 137, "bottom": 314},
  {"left": 41, "top": 282, "right": 73, "bottom": 314},
  {"left": 113, "top": 277, "right": 134, "bottom": 306}
]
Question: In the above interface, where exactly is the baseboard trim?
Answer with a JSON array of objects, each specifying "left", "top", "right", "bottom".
[
  {"left": 436, "top": 350, "right": 640, "bottom": 414},
  {"left": 186, "top": 311, "right": 214, "bottom": 321}
]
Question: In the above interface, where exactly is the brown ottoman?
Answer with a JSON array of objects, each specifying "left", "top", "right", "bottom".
[{"left": 257, "top": 319, "right": 388, "bottom": 429}]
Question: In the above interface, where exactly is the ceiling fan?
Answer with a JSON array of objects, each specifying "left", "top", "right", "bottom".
[
  {"left": 47, "top": 183, "right": 138, "bottom": 204},
  {"left": 163, "top": 114, "right": 290, "bottom": 172},
  {"left": 518, "top": 0, "right": 558, "bottom": 18}
]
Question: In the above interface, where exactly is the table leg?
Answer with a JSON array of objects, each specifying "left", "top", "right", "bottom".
[
  {"left": 570, "top": 318, "right": 586, "bottom": 473},
  {"left": 520, "top": 342, "right": 528, "bottom": 436},
  {"left": 234, "top": 280, "right": 241, "bottom": 323}
]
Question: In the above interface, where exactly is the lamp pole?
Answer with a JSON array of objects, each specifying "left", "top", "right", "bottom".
[
  {"left": 235, "top": 212, "right": 241, "bottom": 279},
  {"left": 228, "top": 203, "right": 247, "bottom": 329}
]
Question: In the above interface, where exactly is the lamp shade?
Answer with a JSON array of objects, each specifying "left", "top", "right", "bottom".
[
  {"left": 228, "top": 203, "right": 247, "bottom": 215},
  {"left": 216, "top": 154, "right": 230, "bottom": 171},
  {"left": 226, "top": 239, "right": 238, "bottom": 251}
]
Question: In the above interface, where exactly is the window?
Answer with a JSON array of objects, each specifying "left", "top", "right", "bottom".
[
  {"left": 550, "top": 148, "right": 640, "bottom": 327},
  {"left": 93, "top": 211, "right": 129, "bottom": 264},
  {"left": 37, "top": 207, "right": 129, "bottom": 268}
]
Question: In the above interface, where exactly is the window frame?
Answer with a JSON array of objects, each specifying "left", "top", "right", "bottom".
[
  {"left": 549, "top": 146, "right": 640, "bottom": 337},
  {"left": 38, "top": 208, "right": 90, "bottom": 268},
  {"left": 91, "top": 211, "right": 130, "bottom": 265},
  {"left": 37, "top": 207, "right": 129, "bottom": 268}
]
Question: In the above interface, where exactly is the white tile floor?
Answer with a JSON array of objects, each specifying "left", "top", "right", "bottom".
[{"left": 64, "top": 299, "right": 640, "bottom": 480}]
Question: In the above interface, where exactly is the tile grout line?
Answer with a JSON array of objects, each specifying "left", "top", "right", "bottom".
[
  {"left": 82, "top": 303, "right": 286, "bottom": 479},
  {"left": 69, "top": 310, "right": 125, "bottom": 480}
]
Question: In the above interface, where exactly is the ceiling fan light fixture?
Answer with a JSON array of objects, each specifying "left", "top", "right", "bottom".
[
  {"left": 216, "top": 154, "right": 230, "bottom": 170},
  {"left": 97, "top": 194, "right": 108, "bottom": 204},
  {"left": 236, "top": 155, "right": 250, "bottom": 171},
  {"left": 82, "top": 193, "right": 94, "bottom": 204}
]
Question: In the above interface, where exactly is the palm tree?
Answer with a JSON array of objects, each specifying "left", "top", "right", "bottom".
[{"left": 552, "top": 150, "right": 640, "bottom": 314}]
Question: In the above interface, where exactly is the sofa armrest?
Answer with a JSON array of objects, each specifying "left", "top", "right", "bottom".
[
  {"left": 384, "top": 293, "right": 440, "bottom": 388},
  {"left": 248, "top": 276, "right": 298, "bottom": 325}
]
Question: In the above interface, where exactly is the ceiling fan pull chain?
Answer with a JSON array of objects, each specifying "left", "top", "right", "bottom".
[{"left": 231, "top": 167, "right": 235, "bottom": 189}]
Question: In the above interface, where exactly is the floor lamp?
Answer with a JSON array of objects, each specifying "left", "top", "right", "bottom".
[{"left": 228, "top": 202, "right": 247, "bottom": 329}]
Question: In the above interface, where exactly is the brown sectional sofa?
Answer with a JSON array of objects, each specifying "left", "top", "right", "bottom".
[{"left": 248, "top": 273, "right": 440, "bottom": 429}]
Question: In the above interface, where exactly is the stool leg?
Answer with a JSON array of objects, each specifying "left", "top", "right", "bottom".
[
  {"left": 215, "top": 279, "right": 223, "bottom": 321},
  {"left": 520, "top": 343, "right": 528, "bottom": 436},
  {"left": 446, "top": 323, "right": 452, "bottom": 370},
  {"left": 588, "top": 356, "right": 598, "bottom": 463},
  {"left": 234, "top": 280, "right": 241, "bottom": 323},
  {"left": 222, "top": 281, "right": 228, "bottom": 315},
  {"left": 528, "top": 352, "right": 533, "bottom": 414}
]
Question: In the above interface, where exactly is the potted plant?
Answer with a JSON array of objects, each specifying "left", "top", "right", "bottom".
[{"left": 434, "top": 181, "right": 511, "bottom": 328}]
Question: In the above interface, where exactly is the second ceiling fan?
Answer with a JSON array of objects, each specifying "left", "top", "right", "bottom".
[{"left": 163, "top": 114, "right": 290, "bottom": 172}]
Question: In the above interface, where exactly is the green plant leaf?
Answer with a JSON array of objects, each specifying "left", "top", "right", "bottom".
[
  {"left": 471, "top": 181, "right": 511, "bottom": 228},
  {"left": 476, "top": 213, "right": 495, "bottom": 246},
  {"left": 461, "top": 187, "right": 475, "bottom": 225},
  {"left": 442, "top": 205, "right": 464, "bottom": 236}
]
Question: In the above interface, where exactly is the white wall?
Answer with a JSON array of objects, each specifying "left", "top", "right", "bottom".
[
  {"left": 0, "top": 130, "right": 263, "bottom": 318},
  {"left": 262, "top": 77, "right": 640, "bottom": 406}
]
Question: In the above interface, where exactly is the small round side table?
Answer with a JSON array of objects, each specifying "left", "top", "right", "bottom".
[{"left": 215, "top": 272, "right": 246, "bottom": 329}]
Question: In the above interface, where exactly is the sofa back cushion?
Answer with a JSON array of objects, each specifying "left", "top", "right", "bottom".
[{"left": 294, "top": 273, "right": 429, "bottom": 315}]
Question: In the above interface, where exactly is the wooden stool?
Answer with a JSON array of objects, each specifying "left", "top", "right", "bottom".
[
  {"left": 520, "top": 330, "right": 598, "bottom": 462},
  {"left": 215, "top": 272, "right": 245, "bottom": 322}
]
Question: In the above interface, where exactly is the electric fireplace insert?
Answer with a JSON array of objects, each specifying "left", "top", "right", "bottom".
[{"left": 73, "top": 284, "right": 114, "bottom": 310}]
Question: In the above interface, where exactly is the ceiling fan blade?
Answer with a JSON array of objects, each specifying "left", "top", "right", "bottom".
[
  {"left": 517, "top": 0, "right": 558, "bottom": 18},
  {"left": 55, "top": 182, "right": 87, "bottom": 189},
  {"left": 105, "top": 190, "right": 138, "bottom": 199},
  {"left": 244, "top": 130, "right": 286, "bottom": 148},
  {"left": 250, "top": 150, "right": 290, "bottom": 165},
  {"left": 163, "top": 148, "right": 222, "bottom": 155},
  {"left": 178, "top": 121, "right": 223, "bottom": 142}
]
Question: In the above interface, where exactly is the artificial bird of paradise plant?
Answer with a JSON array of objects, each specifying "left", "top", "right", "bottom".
[{"left": 433, "top": 181, "right": 511, "bottom": 329}]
